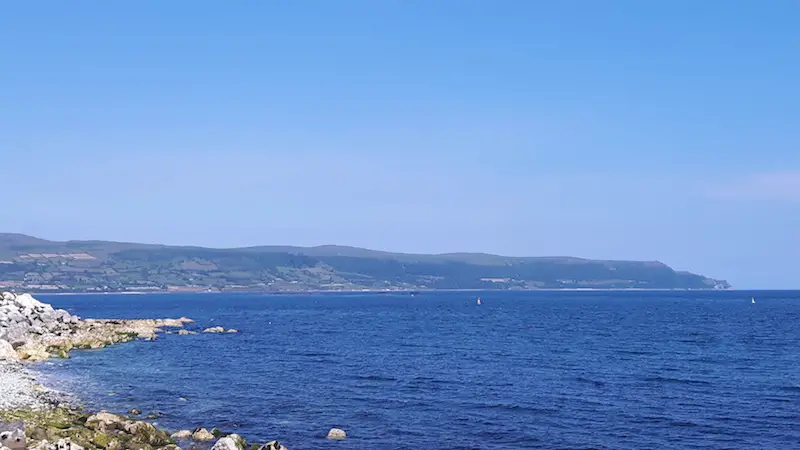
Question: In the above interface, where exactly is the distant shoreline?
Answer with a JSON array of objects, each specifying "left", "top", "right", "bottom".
[
  {"left": 28, "top": 287, "right": 744, "bottom": 296},
  {"left": 0, "top": 233, "right": 732, "bottom": 293}
]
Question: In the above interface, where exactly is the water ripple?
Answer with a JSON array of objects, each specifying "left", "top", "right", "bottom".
[{"left": 34, "top": 290, "right": 800, "bottom": 449}]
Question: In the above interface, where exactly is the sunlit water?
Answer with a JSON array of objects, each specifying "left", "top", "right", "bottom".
[{"left": 35, "top": 291, "right": 800, "bottom": 449}]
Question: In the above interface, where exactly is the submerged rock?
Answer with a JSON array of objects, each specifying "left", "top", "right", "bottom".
[
  {"left": 326, "top": 428, "right": 347, "bottom": 440},
  {"left": 202, "top": 327, "right": 225, "bottom": 333}
]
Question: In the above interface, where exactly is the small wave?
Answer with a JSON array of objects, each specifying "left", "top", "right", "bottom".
[
  {"left": 643, "top": 376, "right": 711, "bottom": 386},
  {"left": 615, "top": 349, "right": 655, "bottom": 356},
  {"left": 575, "top": 376, "right": 606, "bottom": 387},
  {"left": 408, "top": 376, "right": 458, "bottom": 386},
  {"left": 290, "top": 351, "right": 335, "bottom": 357},
  {"left": 686, "top": 357, "right": 723, "bottom": 365},
  {"left": 398, "top": 342, "right": 430, "bottom": 348},
  {"left": 475, "top": 403, "right": 558, "bottom": 414},
  {"left": 508, "top": 436, "right": 542, "bottom": 445},
  {"left": 777, "top": 385, "right": 800, "bottom": 393},
  {"left": 354, "top": 375, "right": 398, "bottom": 382},
  {"left": 632, "top": 415, "right": 667, "bottom": 424},
  {"left": 670, "top": 420, "right": 699, "bottom": 428}
]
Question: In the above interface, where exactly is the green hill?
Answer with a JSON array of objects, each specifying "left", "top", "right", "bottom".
[{"left": 0, "top": 233, "right": 731, "bottom": 293}]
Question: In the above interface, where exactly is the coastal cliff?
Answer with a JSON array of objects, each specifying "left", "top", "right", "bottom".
[{"left": 0, "top": 292, "right": 291, "bottom": 450}]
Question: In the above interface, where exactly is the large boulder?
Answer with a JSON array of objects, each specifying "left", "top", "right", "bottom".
[
  {"left": 16, "top": 344, "right": 50, "bottom": 362},
  {"left": 84, "top": 412, "right": 129, "bottom": 433},
  {"left": 123, "top": 421, "right": 172, "bottom": 446},
  {"left": 170, "top": 430, "right": 192, "bottom": 440},
  {"left": 211, "top": 434, "right": 246, "bottom": 450},
  {"left": 260, "top": 442, "right": 288, "bottom": 450},
  {"left": 192, "top": 428, "right": 216, "bottom": 441}
]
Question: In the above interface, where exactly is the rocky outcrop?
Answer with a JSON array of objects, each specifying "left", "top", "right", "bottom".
[
  {"left": 1, "top": 407, "right": 177, "bottom": 450},
  {"left": 1, "top": 404, "right": 291, "bottom": 450},
  {"left": 0, "top": 293, "right": 78, "bottom": 347},
  {"left": 1, "top": 291, "right": 195, "bottom": 362},
  {"left": 0, "top": 292, "right": 292, "bottom": 450}
]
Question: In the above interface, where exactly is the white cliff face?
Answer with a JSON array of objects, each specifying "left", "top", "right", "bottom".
[{"left": 0, "top": 292, "right": 79, "bottom": 347}]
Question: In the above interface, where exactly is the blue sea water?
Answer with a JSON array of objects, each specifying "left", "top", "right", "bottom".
[{"left": 34, "top": 291, "right": 800, "bottom": 449}]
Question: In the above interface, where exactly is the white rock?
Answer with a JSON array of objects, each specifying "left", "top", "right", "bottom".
[
  {"left": 170, "top": 430, "right": 192, "bottom": 439},
  {"left": 0, "top": 340, "right": 18, "bottom": 361},
  {"left": 327, "top": 428, "right": 347, "bottom": 440},
  {"left": 192, "top": 428, "right": 216, "bottom": 441},
  {"left": 0, "top": 421, "right": 25, "bottom": 450},
  {"left": 211, "top": 435, "right": 245, "bottom": 450}
]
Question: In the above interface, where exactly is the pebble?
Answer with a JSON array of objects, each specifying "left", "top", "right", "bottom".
[{"left": 0, "top": 361, "right": 65, "bottom": 411}]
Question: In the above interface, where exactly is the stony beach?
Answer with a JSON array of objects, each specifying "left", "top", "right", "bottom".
[{"left": 0, "top": 292, "right": 303, "bottom": 450}]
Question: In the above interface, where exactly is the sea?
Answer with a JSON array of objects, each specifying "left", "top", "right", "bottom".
[{"left": 34, "top": 290, "right": 800, "bottom": 449}]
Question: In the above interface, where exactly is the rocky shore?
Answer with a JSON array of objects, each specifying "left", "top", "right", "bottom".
[{"left": 0, "top": 292, "right": 298, "bottom": 450}]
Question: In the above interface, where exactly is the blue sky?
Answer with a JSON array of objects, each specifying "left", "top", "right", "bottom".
[{"left": 2, "top": 1, "right": 798, "bottom": 288}]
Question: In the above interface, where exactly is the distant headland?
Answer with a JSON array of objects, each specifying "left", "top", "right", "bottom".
[{"left": 0, "top": 233, "right": 731, "bottom": 293}]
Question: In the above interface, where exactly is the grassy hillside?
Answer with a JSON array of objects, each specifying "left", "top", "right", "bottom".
[{"left": 0, "top": 233, "right": 731, "bottom": 293}]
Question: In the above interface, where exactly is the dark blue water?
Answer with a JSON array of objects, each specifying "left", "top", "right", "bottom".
[{"left": 35, "top": 291, "right": 800, "bottom": 449}]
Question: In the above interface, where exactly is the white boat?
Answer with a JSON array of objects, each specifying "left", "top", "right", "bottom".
[
  {"left": 751, "top": 297, "right": 756, "bottom": 304},
  {"left": 477, "top": 297, "right": 482, "bottom": 305}
]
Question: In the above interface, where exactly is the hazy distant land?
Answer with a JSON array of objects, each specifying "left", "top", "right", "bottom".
[{"left": 0, "top": 233, "right": 730, "bottom": 293}]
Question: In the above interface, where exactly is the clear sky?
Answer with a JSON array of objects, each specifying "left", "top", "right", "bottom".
[{"left": 2, "top": 1, "right": 798, "bottom": 289}]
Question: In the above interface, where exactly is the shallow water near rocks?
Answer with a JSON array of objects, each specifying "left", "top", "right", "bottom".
[{"left": 35, "top": 291, "right": 800, "bottom": 449}]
